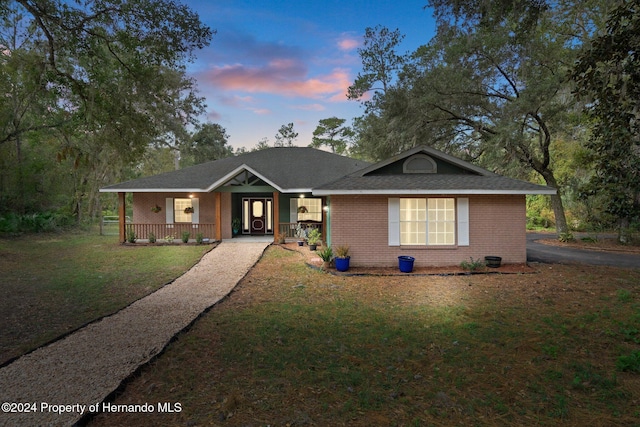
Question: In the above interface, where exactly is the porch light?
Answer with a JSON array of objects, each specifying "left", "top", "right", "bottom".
[
  {"left": 299, "top": 194, "right": 305, "bottom": 198},
  {"left": 189, "top": 193, "right": 194, "bottom": 198}
]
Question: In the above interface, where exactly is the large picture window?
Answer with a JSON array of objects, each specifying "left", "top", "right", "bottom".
[{"left": 399, "top": 198, "right": 455, "bottom": 245}]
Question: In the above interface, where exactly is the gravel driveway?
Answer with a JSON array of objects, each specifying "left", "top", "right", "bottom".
[{"left": 0, "top": 241, "right": 270, "bottom": 427}]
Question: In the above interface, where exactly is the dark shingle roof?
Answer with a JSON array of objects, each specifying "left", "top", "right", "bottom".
[
  {"left": 312, "top": 174, "right": 556, "bottom": 195},
  {"left": 312, "top": 146, "right": 556, "bottom": 195},
  {"left": 101, "top": 147, "right": 371, "bottom": 193}
]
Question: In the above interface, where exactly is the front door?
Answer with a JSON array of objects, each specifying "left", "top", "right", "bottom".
[
  {"left": 243, "top": 197, "right": 273, "bottom": 235},
  {"left": 250, "top": 198, "right": 266, "bottom": 234}
]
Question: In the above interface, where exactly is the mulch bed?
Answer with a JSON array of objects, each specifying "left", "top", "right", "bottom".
[{"left": 281, "top": 242, "right": 536, "bottom": 275}]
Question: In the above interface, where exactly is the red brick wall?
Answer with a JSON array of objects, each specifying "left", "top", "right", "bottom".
[
  {"left": 330, "top": 194, "right": 526, "bottom": 267},
  {"left": 132, "top": 192, "right": 218, "bottom": 223}
]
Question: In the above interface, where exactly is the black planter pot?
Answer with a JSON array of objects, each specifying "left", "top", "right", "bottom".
[
  {"left": 309, "top": 244, "right": 317, "bottom": 251},
  {"left": 297, "top": 241, "right": 304, "bottom": 246},
  {"left": 485, "top": 256, "right": 502, "bottom": 268}
]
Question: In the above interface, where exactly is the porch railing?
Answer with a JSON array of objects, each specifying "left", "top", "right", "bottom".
[
  {"left": 126, "top": 223, "right": 216, "bottom": 241},
  {"left": 278, "top": 222, "right": 322, "bottom": 239}
]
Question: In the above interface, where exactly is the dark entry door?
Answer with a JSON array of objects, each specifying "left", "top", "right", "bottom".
[{"left": 249, "top": 198, "right": 266, "bottom": 234}]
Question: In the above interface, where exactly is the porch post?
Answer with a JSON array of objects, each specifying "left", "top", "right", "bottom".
[
  {"left": 273, "top": 191, "right": 279, "bottom": 242},
  {"left": 118, "top": 192, "right": 126, "bottom": 243},
  {"left": 215, "top": 192, "right": 222, "bottom": 241},
  {"left": 321, "top": 196, "right": 327, "bottom": 245}
]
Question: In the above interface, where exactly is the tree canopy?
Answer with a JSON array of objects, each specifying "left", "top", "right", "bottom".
[
  {"left": 309, "top": 117, "right": 354, "bottom": 155},
  {"left": 0, "top": 0, "right": 212, "bottom": 220},
  {"left": 348, "top": 1, "right": 617, "bottom": 235},
  {"left": 571, "top": 0, "right": 640, "bottom": 242}
]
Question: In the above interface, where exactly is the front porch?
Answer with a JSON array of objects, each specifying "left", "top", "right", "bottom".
[{"left": 115, "top": 191, "right": 327, "bottom": 244}]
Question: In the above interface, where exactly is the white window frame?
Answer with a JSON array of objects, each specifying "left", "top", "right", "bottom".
[
  {"left": 166, "top": 197, "right": 199, "bottom": 224},
  {"left": 388, "top": 197, "right": 469, "bottom": 247}
]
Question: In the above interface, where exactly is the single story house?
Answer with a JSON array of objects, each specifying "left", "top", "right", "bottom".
[{"left": 100, "top": 145, "right": 556, "bottom": 267}]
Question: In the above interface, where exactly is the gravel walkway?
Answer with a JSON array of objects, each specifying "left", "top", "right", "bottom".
[{"left": 0, "top": 241, "right": 270, "bottom": 427}]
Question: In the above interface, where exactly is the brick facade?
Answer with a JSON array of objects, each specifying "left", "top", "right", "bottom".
[
  {"left": 132, "top": 192, "right": 232, "bottom": 239},
  {"left": 330, "top": 194, "right": 526, "bottom": 267}
]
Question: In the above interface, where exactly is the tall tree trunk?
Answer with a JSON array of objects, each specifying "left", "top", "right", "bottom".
[{"left": 539, "top": 169, "right": 568, "bottom": 234}]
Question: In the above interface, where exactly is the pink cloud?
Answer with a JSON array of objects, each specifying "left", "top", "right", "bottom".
[
  {"left": 247, "top": 107, "right": 271, "bottom": 115},
  {"left": 293, "top": 103, "right": 325, "bottom": 111},
  {"left": 337, "top": 38, "right": 360, "bottom": 51},
  {"left": 198, "top": 61, "right": 352, "bottom": 101},
  {"left": 207, "top": 110, "right": 222, "bottom": 121}
]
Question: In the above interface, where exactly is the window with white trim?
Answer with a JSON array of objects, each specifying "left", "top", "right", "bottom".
[
  {"left": 399, "top": 198, "right": 455, "bottom": 245},
  {"left": 296, "top": 198, "right": 322, "bottom": 222},
  {"left": 174, "top": 198, "right": 193, "bottom": 223}
]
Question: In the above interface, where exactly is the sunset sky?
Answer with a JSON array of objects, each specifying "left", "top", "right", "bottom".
[{"left": 186, "top": 1, "right": 436, "bottom": 150}]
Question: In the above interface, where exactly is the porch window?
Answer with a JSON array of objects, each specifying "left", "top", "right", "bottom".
[
  {"left": 295, "top": 198, "right": 322, "bottom": 222},
  {"left": 397, "top": 198, "right": 456, "bottom": 246},
  {"left": 174, "top": 198, "right": 193, "bottom": 223}
]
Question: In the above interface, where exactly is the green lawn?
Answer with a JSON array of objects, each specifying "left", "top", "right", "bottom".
[
  {"left": 0, "top": 232, "right": 211, "bottom": 365},
  {"left": 89, "top": 246, "right": 640, "bottom": 427}
]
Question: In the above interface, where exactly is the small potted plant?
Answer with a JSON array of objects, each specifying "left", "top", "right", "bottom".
[
  {"left": 295, "top": 223, "right": 307, "bottom": 246},
  {"left": 184, "top": 206, "right": 194, "bottom": 214},
  {"left": 151, "top": 204, "right": 162, "bottom": 213},
  {"left": 334, "top": 245, "right": 350, "bottom": 272},
  {"left": 307, "top": 228, "right": 321, "bottom": 251},
  {"left": 317, "top": 246, "right": 333, "bottom": 270},
  {"left": 232, "top": 217, "right": 241, "bottom": 235}
]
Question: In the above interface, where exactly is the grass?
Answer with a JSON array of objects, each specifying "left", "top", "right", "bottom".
[
  {"left": 0, "top": 232, "right": 211, "bottom": 364},
  {"left": 89, "top": 246, "right": 640, "bottom": 427}
]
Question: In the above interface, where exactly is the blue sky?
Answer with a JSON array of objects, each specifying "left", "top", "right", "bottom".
[{"left": 186, "top": 1, "right": 436, "bottom": 150}]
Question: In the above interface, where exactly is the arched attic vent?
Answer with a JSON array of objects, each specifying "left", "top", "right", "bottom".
[{"left": 403, "top": 154, "right": 437, "bottom": 174}]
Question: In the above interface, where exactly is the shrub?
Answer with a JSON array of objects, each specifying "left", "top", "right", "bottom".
[
  {"left": 148, "top": 232, "right": 156, "bottom": 243},
  {"left": 307, "top": 228, "right": 322, "bottom": 245},
  {"left": 558, "top": 232, "right": 575, "bottom": 243},
  {"left": 0, "top": 211, "right": 74, "bottom": 233},
  {"left": 196, "top": 232, "right": 204, "bottom": 244},
  {"left": 460, "top": 257, "right": 485, "bottom": 271},
  {"left": 317, "top": 246, "right": 333, "bottom": 262},
  {"left": 126, "top": 227, "right": 137, "bottom": 243},
  {"left": 181, "top": 231, "right": 190, "bottom": 243}
]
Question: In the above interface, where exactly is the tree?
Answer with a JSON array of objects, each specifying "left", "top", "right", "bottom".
[
  {"left": 0, "top": 0, "right": 212, "bottom": 222},
  {"left": 309, "top": 117, "right": 354, "bottom": 154},
  {"left": 347, "top": 25, "right": 406, "bottom": 114},
  {"left": 252, "top": 137, "right": 271, "bottom": 151},
  {"left": 180, "top": 123, "right": 233, "bottom": 167},
  {"left": 0, "top": 0, "right": 212, "bottom": 156},
  {"left": 274, "top": 123, "right": 298, "bottom": 147},
  {"left": 571, "top": 0, "right": 640, "bottom": 243},
  {"left": 350, "top": 1, "right": 615, "bottom": 234}
]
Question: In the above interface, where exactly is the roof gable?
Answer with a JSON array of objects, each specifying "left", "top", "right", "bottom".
[
  {"left": 313, "top": 145, "right": 556, "bottom": 196},
  {"left": 356, "top": 146, "right": 496, "bottom": 177}
]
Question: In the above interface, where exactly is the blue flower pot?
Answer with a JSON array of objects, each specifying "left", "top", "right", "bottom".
[
  {"left": 335, "top": 256, "right": 350, "bottom": 272},
  {"left": 398, "top": 256, "right": 415, "bottom": 273}
]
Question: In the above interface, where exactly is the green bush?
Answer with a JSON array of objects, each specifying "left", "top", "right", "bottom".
[
  {"left": 460, "top": 257, "right": 485, "bottom": 271},
  {"left": 126, "top": 227, "right": 137, "bottom": 243},
  {"left": 148, "top": 232, "right": 156, "bottom": 243},
  {"left": 558, "top": 232, "right": 575, "bottom": 243},
  {"left": 181, "top": 231, "right": 190, "bottom": 243},
  {"left": 616, "top": 351, "right": 640, "bottom": 373},
  {"left": 196, "top": 232, "right": 204, "bottom": 244},
  {"left": 0, "top": 211, "right": 74, "bottom": 233}
]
